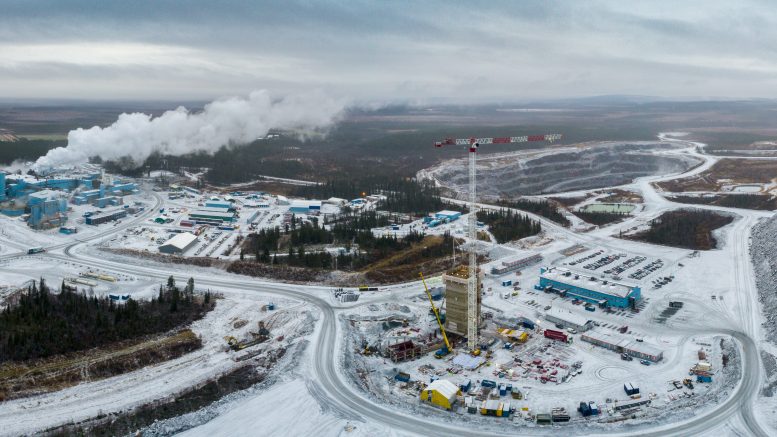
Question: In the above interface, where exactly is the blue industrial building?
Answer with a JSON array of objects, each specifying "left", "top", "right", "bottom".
[
  {"left": 435, "top": 210, "right": 462, "bottom": 221},
  {"left": 95, "top": 196, "right": 123, "bottom": 208},
  {"left": 536, "top": 267, "right": 641, "bottom": 309},
  {"left": 27, "top": 190, "right": 69, "bottom": 229},
  {"left": 205, "top": 200, "right": 232, "bottom": 210},
  {"left": 0, "top": 171, "right": 138, "bottom": 227},
  {"left": 289, "top": 200, "right": 322, "bottom": 214}
]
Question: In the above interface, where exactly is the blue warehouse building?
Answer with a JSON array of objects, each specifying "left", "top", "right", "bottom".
[
  {"left": 435, "top": 210, "right": 462, "bottom": 221},
  {"left": 289, "top": 200, "right": 322, "bottom": 214},
  {"left": 204, "top": 200, "right": 232, "bottom": 210},
  {"left": 537, "top": 266, "right": 641, "bottom": 309},
  {"left": 27, "top": 190, "right": 69, "bottom": 229}
]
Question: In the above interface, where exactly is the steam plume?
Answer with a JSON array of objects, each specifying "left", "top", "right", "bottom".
[{"left": 33, "top": 90, "right": 344, "bottom": 170}]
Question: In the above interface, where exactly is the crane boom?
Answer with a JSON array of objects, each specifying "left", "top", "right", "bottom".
[
  {"left": 433, "top": 132, "right": 562, "bottom": 352},
  {"left": 420, "top": 272, "right": 452, "bottom": 355}
]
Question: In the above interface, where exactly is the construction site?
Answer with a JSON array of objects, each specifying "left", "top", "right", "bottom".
[{"left": 338, "top": 133, "right": 751, "bottom": 430}]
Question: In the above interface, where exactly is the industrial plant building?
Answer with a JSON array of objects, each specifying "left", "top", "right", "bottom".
[
  {"left": 543, "top": 307, "right": 594, "bottom": 332},
  {"left": 0, "top": 170, "right": 139, "bottom": 229},
  {"left": 434, "top": 210, "right": 462, "bottom": 221},
  {"left": 27, "top": 190, "right": 69, "bottom": 229},
  {"left": 443, "top": 265, "right": 482, "bottom": 337},
  {"left": 288, "top": 200, "right": 322, "bottom": 214},
  {"left": 204, "top": 200, "right": 232, "bottom": 210},
  {"left": 158, "top": 232, "right": 199, "bottom": 254},
  {"left": 491, "top": 253, "right": 542, "bottom": 275},
  {"left": 537, "top": 267, "right": 641, "bottom": 309},
  {"left": 188, "top": 208, "right": 236, "bottom": 224},
  {"left": 85, "top": 209, "right": 127, "bottom": 225},
  {"left": 581, "top": 330, "right": 664, "bottom": 362}
]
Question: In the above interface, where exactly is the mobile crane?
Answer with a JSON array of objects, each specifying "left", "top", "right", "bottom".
[{"left": 420, "top": 272, "right": 452, "bottom": 359}]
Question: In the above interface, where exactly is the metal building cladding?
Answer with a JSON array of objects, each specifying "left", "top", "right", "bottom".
[
  {"left": 420, "top": 379, "right": 461, "bottom": 410},
  {"left": 158, "top": 232, "right": 199, "bottom": 254},
  {"left": 581, "top": 330, "right": 664, "bottom": 362},
  {"left": 188, "top": 208, "right": 236, "bottom": 224},
  {"left": 85, "top": 209, "right": 127, "bottom": 225},
  {"left": 543, "top": 307, "right": 595, "bottom": 332},
  {"left": 537, "top": 266, "right": 641, "bottom": 308}
]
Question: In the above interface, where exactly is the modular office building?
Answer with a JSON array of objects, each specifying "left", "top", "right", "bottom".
[{"left": 537, "top": 267, "right": 641, "bottom": 309}]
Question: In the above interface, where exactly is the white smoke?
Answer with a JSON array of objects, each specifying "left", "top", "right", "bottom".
[{"left": 33, "top": 90, "right": 345, "bottom": 170}]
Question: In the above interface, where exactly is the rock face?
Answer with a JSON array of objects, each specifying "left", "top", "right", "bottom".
[
  {"left": 751, "top": 215, "right": 777, "bottom": 345},
  {"left": 431, "top": 142, "right": 701, "bottom": 196}
]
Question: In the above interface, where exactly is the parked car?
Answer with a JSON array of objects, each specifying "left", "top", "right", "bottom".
[
  {"left": 621, "top": 353, "right": 633, "bottom": 361},
  {"left": 640, "top": 359, "right": 651, "bottom": 366}
]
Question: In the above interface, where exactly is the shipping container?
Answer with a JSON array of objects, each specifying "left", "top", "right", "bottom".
[
  {"left": 481, "top": 379, "right": 497, "bottom": 388},
  {"left": 624, "top": 382, "right": 640, "bottom": 396},
  {"left": 543, "top": 329, "right": 568, "bottom": 342}
]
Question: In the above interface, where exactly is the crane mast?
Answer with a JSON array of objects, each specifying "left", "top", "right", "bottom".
[
  {"left": 467, "top": 144, "right": 478, "bottom": 352},
  {"left": 434, "top": 133, "right": 562, "bottom": 352}
]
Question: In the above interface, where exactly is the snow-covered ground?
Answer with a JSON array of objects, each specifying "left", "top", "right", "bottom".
[{"left": 0, "top": 140, "right": 775, "bottom": 437}]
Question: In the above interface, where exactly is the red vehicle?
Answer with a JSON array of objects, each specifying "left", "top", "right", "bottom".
[{"left": 544, "top": 329, "right": 569, "bottom": 343}]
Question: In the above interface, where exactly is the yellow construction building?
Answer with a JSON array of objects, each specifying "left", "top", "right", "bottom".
[
  {"left": 442, "top": 265, "right": 482, "bottom": 337},
  {"left": 420, "top": 379, "right": 461, "bottom": 410}
]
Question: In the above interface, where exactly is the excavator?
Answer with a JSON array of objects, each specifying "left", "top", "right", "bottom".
[
  {"left": 224, "top": 321, "right": 271, "bottom": 351},
  {"left": 420, "top": 272, "right": 453, "bottom": 359}
]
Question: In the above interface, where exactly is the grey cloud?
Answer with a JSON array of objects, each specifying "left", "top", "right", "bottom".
[{"left": 1, "top": 0, "right": 776, "bottom": 101}]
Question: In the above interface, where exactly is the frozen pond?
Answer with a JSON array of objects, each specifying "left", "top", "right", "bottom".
[
  {"left": 579, "top": 203, "right": 636, "bottom": 213},
  {"left": 732, "top": 184, "right": 762, "bottom": 193}
]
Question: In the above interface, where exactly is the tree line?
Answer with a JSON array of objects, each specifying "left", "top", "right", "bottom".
[
  {"left": 0, "top": 277, "right": 214, "bottom": 362},
  {"left": 477, "top": 208, "right": 542, "bottom": 243},
  {"left": 629, "top": 210, "right": 734, "bottom": 250},
  {"left": 241, "top": 207, "right": 448, "bottom": 270},
  {"left": 497, "top": 198, "right": 570, "bottom": 226},
  {"left": 294, "top": 177, "right": 455, "bottom": 215},
  {"left": 0, "top": 139, "right": 63, "bottom": 166}
]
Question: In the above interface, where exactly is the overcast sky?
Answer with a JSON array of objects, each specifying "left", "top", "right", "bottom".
[{"left": 2, "top": 0, "right": 776, "bottom": 103}]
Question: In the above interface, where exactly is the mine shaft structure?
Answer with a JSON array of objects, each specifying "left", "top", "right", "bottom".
[{"left": 434, "top": 133, "right": 562, "bottom": 352}]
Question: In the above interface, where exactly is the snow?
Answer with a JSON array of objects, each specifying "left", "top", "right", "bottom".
[
  {"left": 425, "top": 379, "right": 460, "bottom": 401},
  {"left": 0, "top": 144, "right": 775, "bottom": 436},
  {"left": 159, "top": 231, "right": 198, "bottom": 250}
]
